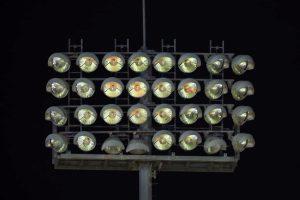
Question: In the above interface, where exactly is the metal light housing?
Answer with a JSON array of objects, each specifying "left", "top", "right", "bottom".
[
  {"left": 45, "top": 133, "right": 68, "bottom": 153},
  {"left": 179, "top": 104, "right": 202, "bottom": 125},
  {"left": 231, "top": 55, "right": 255, "bottom": 75},
  {"left": 152, "top": 130, "right": 175, "bottom": 151},
  {"left": 74, "top": 105, "right": 97, "bottom": 125},
  {"left": 179, "top": 131, "right": 202, "bottom": 151},
  {"left": 100, "top": 104, "right": 123, "bottom": 125},
  {"left": 48, "top": 53, "right": 70, "bottom": 73},
  {"left": 45, "top": 106, "right": 68, "bottom": 126},
  {"left": 232, "top": 106, "right": 255, "bottom": 126},
  {"left": 232, "top": 133, "right": 255, "bottom": 153},
  {"left": 127, "top": 104, "right": 150, "bottom": 125},
  {"left": 204, "top": 79, "right": 228, "bottom": 100},
  {"left": 178, "top": 78, "right": 200, "bottom": 99},
  {"left": 74, "top": 131, "right": 96, "bottom": 152},
  {"left": 128, "top": 52, "right": 151, "bottom": 72},
  {"left": 204, "top": 105, "right": 227, "bottom": 125},
  {"left": 76, "top": 52, "right": 99, "bottom": 73},
  {"left": 178, "top": 53, "right": 201, "bottom": 73},
  {"left": 204, "top": 136, "right": 227, "bottom": 155},
  {"left": 127, "top": 77, "right": 149, "bottom": 98},
  {"left": 153, "top": 104, "right": 175, "bottom": 124},
  {"left": 72, "top": 78, "right": 95, "bottom": 98},
  {"left": 46, "top": 78, "right": 69, "bottom": 98},
  {"left": 153, "top": 53, "right": 175, "bottom": 73},
  {"left": 206, "top": 54, "right": 229, "bottom": 74},
  {"left": 126, "top": 139, "right": 150, "bottom": 155},
  {"left": 231, "top": 81, "right": 254, "bottom": 101},
  {"left": 152, "top": 78, "right": 174, "bottom": 98},
  {"left": 102, "top": 52, "right": 125, "bottom": 72},
  {"left": 101, "top": 77, "right": 124, "bottom": 98},
  {"left": 101, "top": 136, "right": 125, "bottom": 154}
]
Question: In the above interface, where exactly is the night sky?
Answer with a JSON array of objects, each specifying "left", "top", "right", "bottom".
[{"left": 1, "top": 0, "right": 299, "bottom": 199}]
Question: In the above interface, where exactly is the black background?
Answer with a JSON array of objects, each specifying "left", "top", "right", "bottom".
[{"left": 1, "top": 0, "right": 299, "bottom": 199}]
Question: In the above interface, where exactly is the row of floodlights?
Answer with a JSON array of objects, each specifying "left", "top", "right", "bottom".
[
  {"left": 47, "top": 77, "right": 254, "bottom": 101},
  {"left": 45, "top": 131, "right": 255, "bottom": 154},
  {"left": 45, "top": 104, "right": 255, "bottom": 126},
  {"left": 48, "top": 52, "right": 255, "bottom": 75}
]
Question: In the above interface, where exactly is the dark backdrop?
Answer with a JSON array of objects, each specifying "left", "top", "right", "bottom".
[{"left": 1, "top": 0, "right": 299, "bottom": 199}]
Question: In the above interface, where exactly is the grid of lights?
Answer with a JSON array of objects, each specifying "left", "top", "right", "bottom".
[{"left": 45, "top": 51, "right": 255, "bottom": 157}]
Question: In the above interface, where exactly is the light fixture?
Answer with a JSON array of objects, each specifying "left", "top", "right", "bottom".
[
  {"left": 74, "top": 105, "right": 97, "bottom": 125},
  {"left": 153, "top": 53, "right": 175, "bottom": 73},
  {"left": 231, "top": 106, "right": 255, "bottom": 126},
  {"left": 179, "top": 131, "right": 202, "bottom": 151},
  {"left": 76, "top": 52, "right": 99, "bottom": 73},
  {"left": 231, "top": 81, "right": 254, "bottom": 101},
  {"left": 153, "top": 104, "right": 175, "bottom": 124},
  {"left": 203, "top": 136, "right": 227, "bottom": 155},
  {"left": 101, "top": 136, "right": 125, "bottom": 154},
  {"left": 128, "top": 52, "right": 151, "bottom": 72},
  {"left": 232, "top": 133, "right": 255, "bottom": 153},
  {"left": 100, "top": 104, "right": 123, "bottom": 125},
  {"left": 73, "top": 131, "right": 96, "bottom": 152},
  {"left": 204, "top": 79, "right": 228, "bottom": 100},
  {"left": 151, "top": 78, "right": 174, "bottom": 98},
  {"left": 178, "top": 53, "right": 201, "bottom": 73},
  {"left": 178, "top": 78, "right": 200, "bottom": 99},
  {"left": 152, "top": 130, "right": 175, "bottom": 151},
  {"left": 179, "top": 104, "right": 202, "bottom": 124},
  {"left": 46, "top": 78, "right": 69, "bottom": 98},
  {"left": 127, "top": 104, "right": 150, "bottom": 125},
  {"left": 126, "top": 139, "right": 150, "bottom": 155},
  {"left": 231, "top": 55, "right": 255, "bottom": 75},
  {"left": 45, "top": 133, "right": 68, "bottom": 153},
  {"left": 102, "top": 52, "right": 125, "bottom": 72},
  {"left": 101, "top": 77, "right": 124, "bottom": 98},
  {"left": 204, "top": 105, "right": 227, "bottom": 125},
  {"left": 48, "top": 53, "right": 70, "bottom": 73},
  {"left": 45, "top": 106, "right": 68, "bottom": 126},
  {"left": 72, "top": 78, "right": 95, "bottom": 98},
  {"left": 127, "top": 77, "right": 149, "bottom": 98},
  {"left": 206, "top": 54, "right": 229, "bottom": 74}
]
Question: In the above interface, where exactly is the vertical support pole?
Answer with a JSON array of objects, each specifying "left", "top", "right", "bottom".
[
  {"left": 139, "top": 163, "right": 152, "bottom": 200},
  {"left": 142, "top": 0, "right": 147, "bottom": 50}
]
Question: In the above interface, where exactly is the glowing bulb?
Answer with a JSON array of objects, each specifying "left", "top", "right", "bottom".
[
  {"left": 179, "top": 131, "right": 202, "bottom": 151},
  {"left": 231, "top": 81, "right": 254, "bottom": 101},
  {"left": 205, "top": 79, "right": 228, "bottom": 100},
  {"left": 100, "top": 104, "right": 123, "bottom": 125},
  {"left": 101, "top": 77, "right": 124, "bottom": 98},
  {"left": 152, "top": 78, "right": 174, "bottom": 98},
  {"left": 152, "top": 130, "right": 175, "bottom": 151},
  {"left": 232, "top": 133, "right": 255, "bottom": 152},
  {"left": 102, "top": 52, "right": 125, "bottom": 72},
  {"left": 76, "top": 52, "right": 99, "bottom": 72},
  {"left": 231, "top": 55, "right": 255, "bottom": 75},
  {"left": 206, "top": 54, "right": 229, "bottom": 74},
  {"left": 48, "top": 53, "right": 70, "bottom": 73},
  {"left": 127, "top": 104, "right": 150, "bottom": 125},
  {"left": 153, "top": 53, "right": 175, "bottom": 72},
  {"left": 74, "top": 131, "right": 96, "bottom": 152},
  {"left": 153, "top": 104, "right": 175, "bottom": 124},
  {"left": 232, "top": 106, "right": 255, "bottom": 126},
  {"left": 179, "top": 104, "right": 202, "bottom": 124},
  {"left": 74, "top": 105, "right": 97, "bottom": 125},
  {"left": 45, "top": 134, "right": 68, "bottom": 153},
  {"left": 126, "top": 139, "right": 150, "bottom": 154},
  {"left": 204, "top": 136, "right": 227, "bottom": 154},
  {"left": 178, "top": 53, "right": 201, "bottom": 73},
  {"left": 128, "top": 52, "right": 151, "bottom": 72},
  {"left": 101, "top": 136, "right": 125, "bottom": 154},
  {"left": 178, "top": 78, "right": 200, "bottom": 99},
  {"left": 45, "top": 106, "right": 68, "bottom": 126},
  {"left": 127, "top": 77, "right": 149, "bottom": 98},
  {"left": 46, "top": 78, "right": 69, "bottom": 98},
  {"left": 72, "top": 78, "right": 95, "bottom": 98},
  {"left": 204, "top": 105, "right": 227, "bottom": 125}
]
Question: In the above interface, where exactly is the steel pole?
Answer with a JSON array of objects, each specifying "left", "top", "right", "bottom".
[
  {"left": 139, "top": 163, "right": 152, "bottom": 200},
  {"left": 142, "top": 0, "right": 147, "bottom": 50}
]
